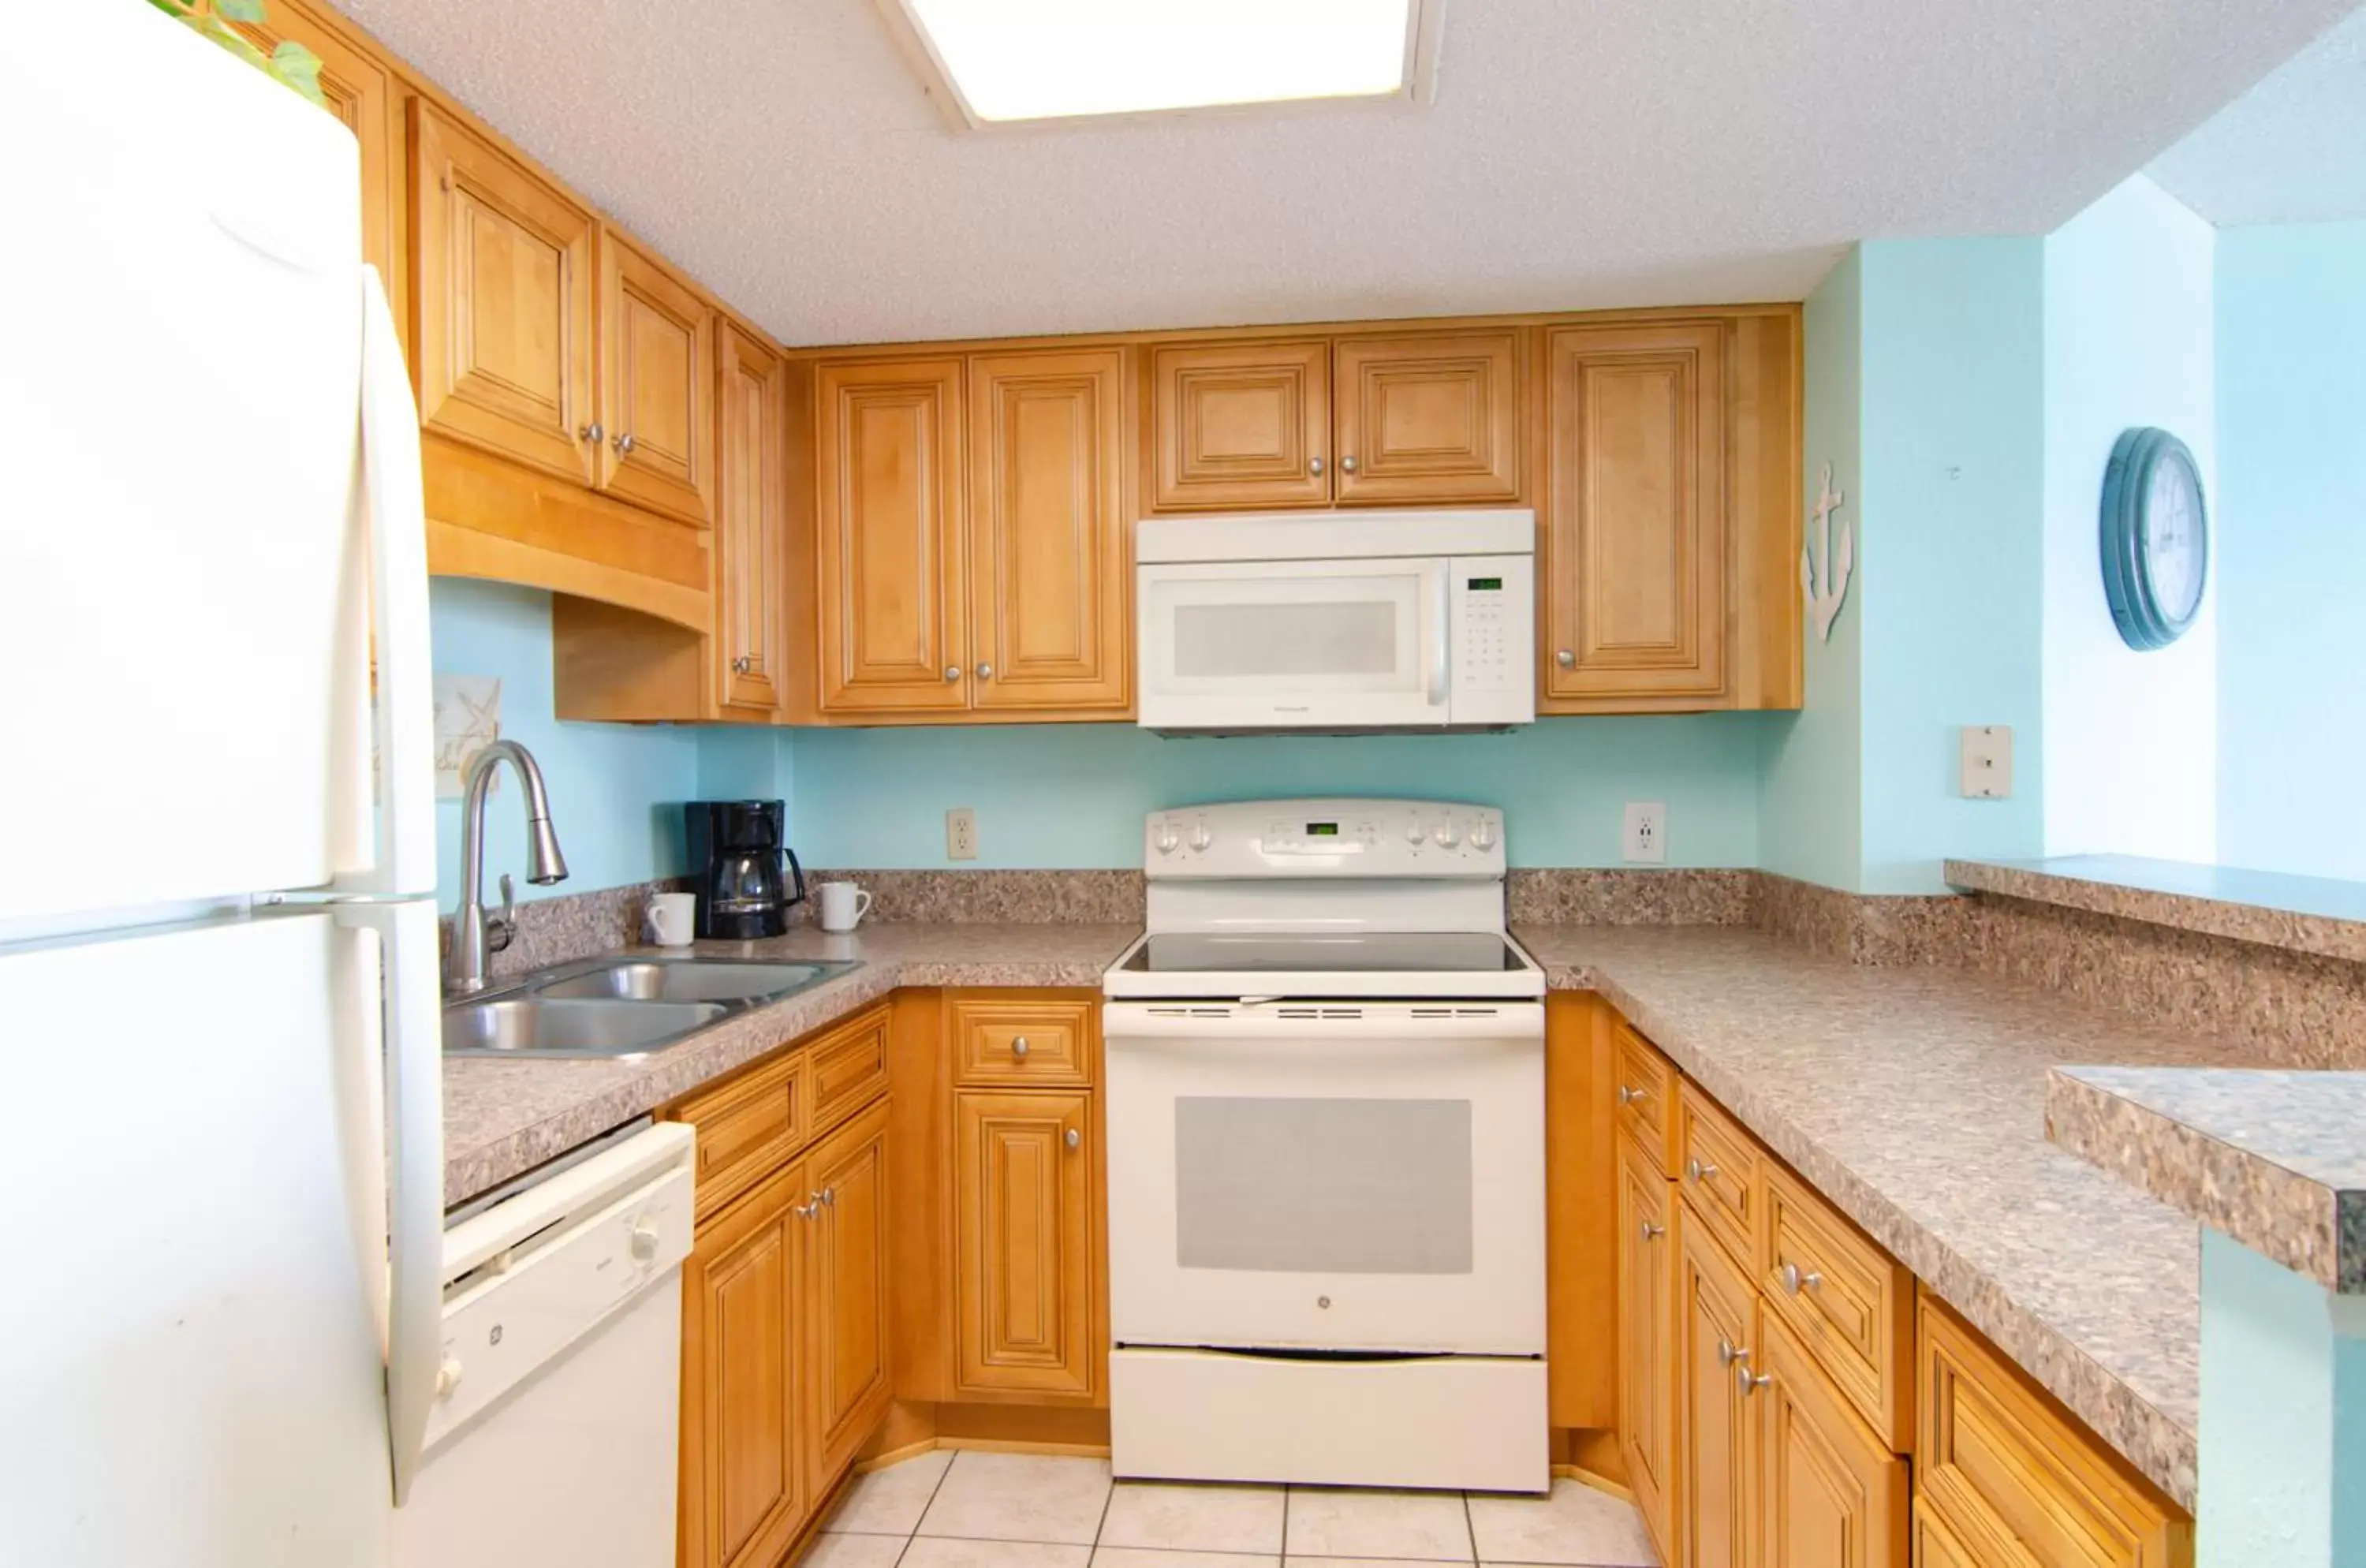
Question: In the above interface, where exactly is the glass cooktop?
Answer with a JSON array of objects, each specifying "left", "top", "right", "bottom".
[{"left": 1116, "top": 931, "right": 1528, "bottom": 975}]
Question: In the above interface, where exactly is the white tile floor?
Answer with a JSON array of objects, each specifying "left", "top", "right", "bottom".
[{"left": 808, "top": 1451, "right": 1659, "bottom": 1568}]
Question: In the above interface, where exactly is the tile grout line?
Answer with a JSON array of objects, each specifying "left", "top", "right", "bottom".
[
  {"left": 1462, "top": 1489, "right": 1480, "bottom": 1566},
  {"left": 1088, "top": 1457, "right": 1118, "bottom": 1558},
  {"left": 893, "top": 1447, "right": 963, "bottom": 1562}
]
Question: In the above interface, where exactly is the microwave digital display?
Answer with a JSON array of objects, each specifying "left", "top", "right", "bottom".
[
  {"left": 1467, "top": 577, "right": 1503, "bottom": 591},
  {"left": 1305, "top": 822, "right": 1339, "bottom": 836}
]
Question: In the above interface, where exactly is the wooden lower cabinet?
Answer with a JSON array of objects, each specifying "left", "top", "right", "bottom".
[
  {"left": 1618, "top": 1129, "right": 1681, "bottom": 1563},
  {"left": 954, "top": 1088, "right": 1097, "bottom": 1399},
  {"left": 807, "top": 1099, "right": 894, "bottom": 1484},
  {"left": 1756, "top": 1314, "right": 1909, "bottom": 1568},
  {"left": 1679, "top": 1204, "right": 1760, "bottom": 1568}
]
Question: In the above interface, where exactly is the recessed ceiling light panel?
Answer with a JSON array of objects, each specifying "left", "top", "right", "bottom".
[{"left": 879, "top": 0, "right": 1444, "bottom": 129}]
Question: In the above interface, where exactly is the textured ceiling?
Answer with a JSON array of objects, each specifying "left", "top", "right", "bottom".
[
  {"left": 338, "top": 0, "right": 2357, "bottom": 345},
  {"left": 2149, "top": 4, "right": 2366, "bottom": 224}
]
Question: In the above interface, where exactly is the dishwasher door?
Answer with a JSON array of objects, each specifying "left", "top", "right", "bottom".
[{"left": 394, "top": 1122, "right": 696, "bottom": 1568}]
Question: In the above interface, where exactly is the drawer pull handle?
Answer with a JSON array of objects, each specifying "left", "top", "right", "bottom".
[
  {"left": 1617, "top": 1085, "right": 1648, "bottom": 1106},
  {"left": 1736, "top": 1361, "right": 1772, "bottom": 1397},
  {"left": 1686, "top": 1157, "right": 1719, "bottom": 1184},
  {"left": 1780, "top": 1262, "right": 1823, "bottom": 1295},
  {"left": 1638, "top": 1220, "right": 1665, "bottom": 1243},
  {"left": 1065, "top": 1127, "right": 1081, "bottom": 1151},
  {"left": 1011, "top": 1036, "right": 1030, "bottom": 1058}
]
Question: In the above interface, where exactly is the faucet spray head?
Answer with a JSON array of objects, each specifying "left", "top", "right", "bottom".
[{"left": 526, "top": 816, "right": 569, "bottom": 886}]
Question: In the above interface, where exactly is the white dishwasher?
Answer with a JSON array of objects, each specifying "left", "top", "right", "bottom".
[{"left": 394, "top": 1120, "right": 696, "bottom": 1568}]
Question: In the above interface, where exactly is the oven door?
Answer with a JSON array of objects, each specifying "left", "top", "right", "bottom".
[
  {"left": 1104, "top": 1002, "right": 1545, "bottom": 1357},
  {"left": 1136, "top": 557, "right": 1450, "bottom": 730}
]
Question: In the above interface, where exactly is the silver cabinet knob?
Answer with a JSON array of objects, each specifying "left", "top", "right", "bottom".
[
  {"left": 1617, "top": 1085, "right": 1648, "bottom": 1106},
  {"left": 731, "top": 655, "right": 752, "bottom": 674},
  {"left": 1686, "top": 1158, "right": 1719, "bottom": 1184},
  {"left": 944, "top": 665, "right": 962, "bottom": 681},
  {"left": 613, "top": 431, "right": 636, "bottom": 454},
  {"left": 1340, "top": 454, "right": 1358, "bottom": 474},
  {"left": 1717, "top": 1337, "right": 1748, "bottom": 1368},
  {"left": 1308, "top": 456, "right": 1326, "bottom": 477},
  {"left": 1638, "top": 1220, "right": 1665, "bottom": 1243},
  {"left": 977, "top": 662, "right": 994, "bottom": 680},
  {"left": 1737, "top": 1361, "right": 1772, "bottom": 1396},
  {"left": 818, "top": 1186, "right": 836, "bottom": 1208},
  {"left": 1065, "top": 1126, "right": 1081, "bottom": 1151},
  {"left": 1556, "top": 649, "right": 1576, "bottom": 668},
  {"left": 579, "top": 421, "right": 605, "bottom": 445},
  {"left": 1780, "top": 1262, "right": 1823, "bottom": 1295},
  {"left": 1011, "top": 1036, "right": 1029, "bottom": 1058},
  {"left": 793, "top": 1200, "right": 818, "bottom": 1220}
]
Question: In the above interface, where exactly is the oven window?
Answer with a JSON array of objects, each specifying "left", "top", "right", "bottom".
[
  {"left": 1172, "top": 600, "right": 1398, "bottom": 678},
  {"left": 1173, "top": 1097, "right": 1472, "bottom": 1275}
]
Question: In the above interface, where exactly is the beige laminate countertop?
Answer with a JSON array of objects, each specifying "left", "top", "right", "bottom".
[
  {"left": 445, "top": 917, "right": 2237, "bottom": 1509},
  {"left": 1513, "top": 923, "right": 2240, "bottom": 1510}
]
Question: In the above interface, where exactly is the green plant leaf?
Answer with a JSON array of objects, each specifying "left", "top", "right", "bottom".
[
  {"left": 197, "top": 17, "right": 270, "bottom": 69},
  {"left": 271, "top": 39, "right": 327, "bottom": 106},
  {"left": 215, "top": 0, "right": 267, "bottom": 21}
]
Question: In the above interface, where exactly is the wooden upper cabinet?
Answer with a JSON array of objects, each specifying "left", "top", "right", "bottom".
[
  {"left": 1151, "top": 339, "right": 1331, "bottom": 510},
  {"left": 1755, "top": 1313, "right": 1909, "bottom": 1568},
  {"left": 223, "top": 0, "right": 406, "bottom": 357},
  {"left": 409, "top": 101, "right": 597, "bottom": 484},
  {"left": 805, "top": 1100, "right": 892, "bottom": 1487},
  {"left": 1332, "top": 330, "right": 1521, "bottom": 504},
  {"left": 1618, "top": 1131, "right": 1681, "bottom": 1566},
  {"left": 599, "top": 230, "right": 713, "bottom": 525},
  {"left": 715, "top": 320, "right": 786, "bottom": 713},
  {"left": 1542, "top": 319, "right": 1729, "bottom": 706},
  {"left": 1680, "top": 1211, "right": 1759, "bottom": 1568},
  {"left": 680, "top": 1161, "right": 805, "bottom": 1568},
  {"left": 816, "top": 359, "right": 968, "bottom": 713},
  {"left": 968, "top": 349, "right": 1129, "bottom": 714},
  {"left": 955, "top": 1089, "right": 1097, "bottom": 1400}
]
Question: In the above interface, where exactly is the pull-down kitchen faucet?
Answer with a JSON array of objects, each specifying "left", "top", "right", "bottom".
[{"left": 450, "top": 740, "right": 569, "bottom": 993}]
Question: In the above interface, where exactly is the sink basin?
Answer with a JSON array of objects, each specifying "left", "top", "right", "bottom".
[
  {"left": 442, "top": 997, "right": 729, "bottom": 1058},
  {"left": 534, "top": 958, "right": 842, "bottom": 1005}
]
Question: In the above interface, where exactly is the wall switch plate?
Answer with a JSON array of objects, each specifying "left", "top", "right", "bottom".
[
  {"left": 946, "top": 807, "right": 979, "bottom": 861},
  {"left": 1960, "top": 726, "right": 2013, "bottom": 799},
  {"left": 1623, "top": 801, "right": 1667, "bottom": 864}
]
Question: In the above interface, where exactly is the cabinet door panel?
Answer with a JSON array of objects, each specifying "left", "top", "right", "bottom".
[
  {"left": 1680, "top": 1210, "right": 1758, "bottom": 1568},
  {"left": 816, "top": 360, "right": 968, "bottom": 711},
  {"left": 807, "top": 1100, "right": 891, "bottom": 1486},
  {"left": 1543, "top": 321, "right": 1727, "bottom": 702},
  {"left": 957, "top": 1089, "right": 1095, "bottom": 1398},
  {"left": 600, "top": 231, "right": 712, "bottom": 524},
  {"left": 1334, "top": 331, "right": 1521, "bottom": 503},
  {"left": 968, "top": 349, "right": 1129, "bottom": 713},
  {"left": 410, "top": 101, "right": 596, "bottom": 483},
  {"left": 1757, "top": 1315, "right": 1909, "bottom": 1568},
  {"left": 1151, "top": 341, "right": 1330, "bottom": 510},
  {"left": 681, "top": 1164, "right": 804, "bottom": 1568},
  {"left": 715, "top": 320, "right": 785, "bottom": 713},
  {"left": 1617, "top": 1132, "right": 1679, "bottom": 1565}
]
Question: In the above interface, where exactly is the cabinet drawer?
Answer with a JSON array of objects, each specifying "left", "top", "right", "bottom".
[
  {"left": 953, "top": 996, "right": 1095, "bottom": 1087},
  {"left": 1612, "top": 1022, "right": 1675, "bottom": 1177},
  {"left": 1761, "top": 1162, "right": 1915, "bottom": 1451},
  {"left": 1676, "top": 1080, "right": 1763, "bottom": 1273},
  {"left": 1916, "top": 1292, "right": 2192, "bottom": 1568},
  {"left": 807, "top": 1002, "right": 893, "bottom": 1133},
  {"left": 672, "top": 1046, "right": 807, "bottom": 1220}
]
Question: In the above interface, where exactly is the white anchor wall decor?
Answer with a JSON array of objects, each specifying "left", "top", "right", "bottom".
[{"left": 1801, "top": 461, "right": 1853, "bottom": 642}]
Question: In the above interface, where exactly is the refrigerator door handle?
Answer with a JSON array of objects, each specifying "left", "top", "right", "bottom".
[
  {"left": 335, "top": 896, "right": 443, "bottom": 1505},
  {"left": 336, "top": 264, "right": 437, "bottom": 899}
]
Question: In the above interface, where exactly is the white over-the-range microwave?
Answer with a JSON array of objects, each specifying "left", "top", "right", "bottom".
[{"left": 1135, "top": 509, "right": 1536, "bottom": 734}]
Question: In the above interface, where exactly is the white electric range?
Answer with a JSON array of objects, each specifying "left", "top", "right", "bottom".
[{"left": 1102, "top": 799, "right": 1548, "bottom": 1494}]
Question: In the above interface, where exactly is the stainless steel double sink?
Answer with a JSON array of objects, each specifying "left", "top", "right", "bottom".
[{"left": 443, "top": 955, "right": 860, "bottom": 1058}]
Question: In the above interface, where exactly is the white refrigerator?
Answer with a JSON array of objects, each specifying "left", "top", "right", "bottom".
[{"left": 0, "top": 6, "right": 443, "bottom": 1565}]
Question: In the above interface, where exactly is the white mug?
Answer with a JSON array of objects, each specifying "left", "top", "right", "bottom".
[
  {"left": 817, "top": 882, "right": 873, "bottom": 933},
  {"left": 647, "top": 891, "right": 697, "bottom": 947}
]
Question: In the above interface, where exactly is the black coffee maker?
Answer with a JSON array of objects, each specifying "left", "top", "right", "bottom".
[{"left": 685, "top": 801, "right": 804, "bottom": 939}]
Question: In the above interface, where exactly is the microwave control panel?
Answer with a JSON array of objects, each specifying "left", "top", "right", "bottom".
[{"left": 1448, "top": 554, "right": 1536, "bottom": 726}]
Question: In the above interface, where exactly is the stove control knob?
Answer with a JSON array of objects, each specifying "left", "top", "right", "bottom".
[
  {"left": 1434, "top": 820, "right": 1462, "bottom": 849},
  {"left": 1472, "top": 819, "right": 1498, "bottom": 851},
  {"left": 1154, "top": 823, "right": 1181, "bottom": 855},
  {"left": 1403, "top": 819, "right": 1427, "bottom": 847},
  {"left": 1189, "top": 822, "right": 1213, "bottom": 852}
]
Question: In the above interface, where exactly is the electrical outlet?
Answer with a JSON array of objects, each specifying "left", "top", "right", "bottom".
[
  {"left": 1624, "top": 801, "right": 1667, "bottom": 864},
  {"left": 946, "top": 807, "right": 979, "bottom": 861},
  {"left": 1960, "top": 726, "right": 2013, "bottom": 799}
]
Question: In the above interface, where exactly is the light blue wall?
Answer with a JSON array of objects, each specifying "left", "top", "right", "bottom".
[
  {"left": 2042, "top": 177, "right": 2218, "bottom": 864},
  {"left": 428, "top": 579, "right": 703, "bottom": 911},
  {"left": 786, "top": 718, "right": 1767, "bottom": 869},
  {"left": 1760, "top": 248, "right": 1866, "bottom": 891},
  {"left": 2216, "top": 220, "right": 2366, "bottom": 882},
  {"left": 1856, "top": 238, "right": 2048, "bottom": 893}
]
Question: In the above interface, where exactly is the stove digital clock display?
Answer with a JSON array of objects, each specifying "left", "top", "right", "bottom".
[{"left": 1305, "top": 822, "right": 1339, "bottom": 836}]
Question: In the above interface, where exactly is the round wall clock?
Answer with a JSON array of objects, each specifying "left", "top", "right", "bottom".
[{"left": 2099, "top": 427, "right": 2208, "bottom": 651}]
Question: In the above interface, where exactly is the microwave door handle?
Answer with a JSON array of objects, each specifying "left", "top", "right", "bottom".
[{"left": 1427, "top": 565, "right": 1450, "bottom": 708}]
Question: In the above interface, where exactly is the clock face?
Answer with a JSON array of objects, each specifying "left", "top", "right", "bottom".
[{"left": 2101, "top": 427, "right": 2208, "bottom": 650}]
